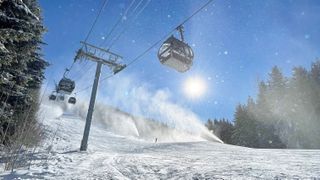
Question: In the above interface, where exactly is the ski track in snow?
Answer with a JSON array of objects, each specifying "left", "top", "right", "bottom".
[{"left": 1, "top": 105, "right": 320, "bottom": 179}]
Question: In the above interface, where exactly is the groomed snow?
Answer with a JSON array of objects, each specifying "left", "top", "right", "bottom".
[{"left": 1, "top": 104, "right": 320, "bottom": 179}]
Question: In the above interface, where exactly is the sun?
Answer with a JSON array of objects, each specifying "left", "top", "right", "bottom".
[{"left": 183, "top": 76, "right": 207, "bottom": 99}]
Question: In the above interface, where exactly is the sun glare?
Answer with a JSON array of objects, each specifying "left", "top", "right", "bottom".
[{"left": 183, "top": 76, "right": 207, "bottom": 99}]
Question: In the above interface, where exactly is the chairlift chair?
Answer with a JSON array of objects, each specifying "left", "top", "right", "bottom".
[
  {"left": 49, "top": 93, "right": 56, "bottom": 101},
  {"left": 59, "top": 95, "right": 65, "bottom": 101},
  {"left": 56, "top": 77, "right": 75, "bottom": 95},
  {"left": 158, "top": 25, "right": 194, "bottom": 72},
  {"left": 68, "top": 97, "right": 76, "bottom": 104}
]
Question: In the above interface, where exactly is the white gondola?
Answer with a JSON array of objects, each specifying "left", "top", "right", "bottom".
[{"left": 158, "top": 25, "right": 194, "bottom": 72}]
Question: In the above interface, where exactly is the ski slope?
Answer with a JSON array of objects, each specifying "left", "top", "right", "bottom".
[{"left": 1, "top": 104, "right": 320, "bottom": 179}]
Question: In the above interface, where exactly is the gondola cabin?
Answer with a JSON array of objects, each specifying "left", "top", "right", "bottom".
[
  {"left": 158, "top": 36, "right": 194, "bottom": 72},
  {"left": 157, "top": 25, "right": 194, "bottom": 73},
  {"left": 49, "top": 94, "right": 56, "bottom": 101},
  {"left": 57, "top": 77, "right": 75, "bottom": 94},
  {"left": 68, "top": 97, "right": 76, "bottom": 104}
]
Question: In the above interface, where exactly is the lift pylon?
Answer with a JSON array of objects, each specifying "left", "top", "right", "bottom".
[{"left": 75, "top": 42, "right": 126, "bottom": 151}]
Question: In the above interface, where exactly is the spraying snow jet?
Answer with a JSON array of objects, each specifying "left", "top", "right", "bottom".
[
  {"left": 80, "top": 101, "right": 221, "bottom": 142},
  {"left": 62, "top": 73, "right": 222, "bottom": 143},
  {"left": 39, "top": 100, "right": 64, "bottom": 119},
  {"left": 97, "top": 74, "right": 222, "bottom": 142}
]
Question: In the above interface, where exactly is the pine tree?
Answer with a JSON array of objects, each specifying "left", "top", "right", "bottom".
[
  {"left": 268, "top": 66, "right": 286, "bottom": 89},
  {"left": 217, "top": 119, "right": 234, "bottom": 144},
  {"left": 287, "top": 65, "right": 320, "bottom": 148},
  {"left": 231, "top": 104, "right": 259, "bottom": 147},
  {"left": 205, "top": 119, "right": 214, "bottom": 131},
  {"left": 0, "top": 0, "right": 48, "bottom": 146},
  {"left": 232, "top": 62, "right": 320, "bottom": 149}
]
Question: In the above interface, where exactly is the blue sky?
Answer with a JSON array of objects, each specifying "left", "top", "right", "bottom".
[{"left": 39, "top": 0, "right": 320, "bottom": 121}]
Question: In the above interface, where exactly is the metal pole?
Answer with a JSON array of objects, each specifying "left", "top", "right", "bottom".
[
  {"left": 177, "top": 25, "right": 185, "bottom": 42},
  {"left": 80, "top": 61, "right": 102, "bottom": 151}
]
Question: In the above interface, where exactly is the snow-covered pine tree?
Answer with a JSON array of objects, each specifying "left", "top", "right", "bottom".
[
  {"left": 231, "top": 103, "right": 259, "bottom": 148},
  {"left": 0, "top": 0, "right": 48, "bottom": 146}
]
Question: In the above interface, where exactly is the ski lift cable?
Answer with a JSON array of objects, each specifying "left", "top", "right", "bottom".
[
  {"left": 69, "top": 61, "right": 90, "bottom": 80},
  {"left": 65, "top": 0, "right": 109, "bottom": 78},
  {"left": 99, "top": 0, "right": 136, "bottom": 48},
  {"left": 51, "top": 0, "right": 109, "bottom": 97},
  {"left": 73, "top": 63, "right": 96, "bottom": 82},
  {"left": 74, "top": 0, "right": 146, "bottom": 82},
  {"left": 83, "top": 0, "right": 109, "bottom": 44},
  {"left": 107, "top": 0, "right": 151, "bottom": 50},
  {"left": 74, "top": 74, "right": 114, "bottom": 94},
  {"left": 124, "top": 0, "right": 137, "bottom": 18},
  {"left": 74, "top": 0, "right": 214, "bottom": 94},
  {"left": 73, "top": 62, "right": 120, "bottom": 94},
  {"left": 71, "top": 0, "right": 134, "bottom": 81},
  {"left": 131, "top": 0, "right": 144, "bottom": 13},
  {"left": 126, "top": 0, "right": 214, "bottom": 67},
  {"left": 70, "top": 64, "right": 92, "bottom": 83},
  {"left": 104, "top": 0, "right": 147, "bottom": 49}
]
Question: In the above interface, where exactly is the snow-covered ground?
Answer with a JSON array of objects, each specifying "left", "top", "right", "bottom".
[{"left": 1, "top": 104, "right": 320, "bottom": 179}]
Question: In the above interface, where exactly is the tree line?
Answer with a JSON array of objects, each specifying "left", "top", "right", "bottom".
[
  {"left": 207, "top": 61, "right": 320, "bottom": 149},
  {"left": 0, "top": 0, "right": 48, "bottom": 147}
]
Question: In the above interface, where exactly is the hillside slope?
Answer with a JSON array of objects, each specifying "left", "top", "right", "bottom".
[{"left": 1, "top": 104, "right": 320, "bottom": 179}]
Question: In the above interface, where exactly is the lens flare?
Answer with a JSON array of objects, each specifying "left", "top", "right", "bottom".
[{"left": 183, "top": 76, "right": 207, "bottom": 99}]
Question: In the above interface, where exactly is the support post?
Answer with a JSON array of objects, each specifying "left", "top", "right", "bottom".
[
  {"left": 76, "top": 41, "right": 124, "bottom": 151},
  {"left": 80, "top": 61, "right": 102, "bottom": 151},
  {"left": 177, "top": 25, "right": 185, "bottom": 42}
]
